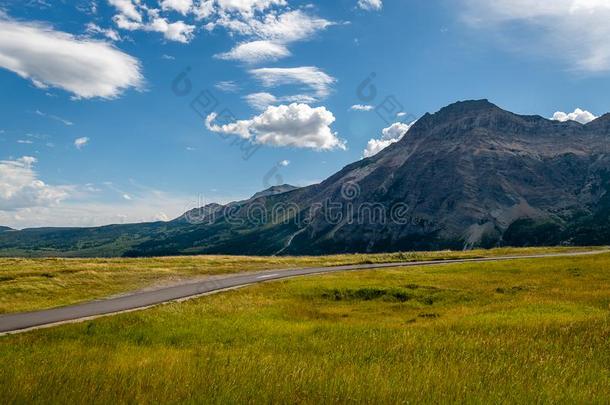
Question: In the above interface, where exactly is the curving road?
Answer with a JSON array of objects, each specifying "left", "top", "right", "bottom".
[{"left": 0, "top": 250, "right": 606, "bottom": 335}]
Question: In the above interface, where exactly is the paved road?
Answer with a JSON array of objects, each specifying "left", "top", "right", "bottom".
[{"left": 0, "top": 250, "right": 606, "bottom": 334}]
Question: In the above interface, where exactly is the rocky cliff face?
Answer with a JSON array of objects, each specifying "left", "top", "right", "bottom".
[{"left": 301, "top": 99, "right": 609, "bottom": 251}]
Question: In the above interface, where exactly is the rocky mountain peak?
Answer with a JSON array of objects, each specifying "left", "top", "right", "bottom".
[{"left": 250, "top": 184, "right": 300, "bottom": 200}]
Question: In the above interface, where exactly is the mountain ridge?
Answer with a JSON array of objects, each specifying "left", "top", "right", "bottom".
[{"left": 2, "top": 99, "right": 609, "bottom": 257}]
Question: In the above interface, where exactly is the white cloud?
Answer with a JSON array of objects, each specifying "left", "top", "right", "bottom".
[
  {"left": 243, "top": 91, "right": 317, "bottom": 110},
  {"left": 463, "top": 0, "right": 610, "bottom": 72},
  {"left": 113, "top": 13, "right": 143, "bottom": 30},
  {"left": 0, "top": 158, "right": 204, "bottom": 228},
  {"left": 363, "top": 121, "right": 413, "bottom": 158},
  {"left": 0, "top": 186, "right": 191, "bottom": 228},
  {"left": 243, "top": 92, "right": 278, "bottom": 110},
  {"left": 74, "top": 137, "right": 90, "bottom": 149},
  {"left": 106, "top": 0, "right": 330, "bottom": 48},
  {"left": 249, "top": 66, "right": 336, "bottom": 100},
  {"left": 358, "top": 0, "right": 382, "bottom": 11},
  {"left": 35, "top": 110, "right": 73, "bottom": 126},
  {"left": 0, "top": 156, "right": 72, "bottom": 211},
  {"left": 215, "top": 80, "right": 239, "bottom": 92},
  {"left": 108, "top": 0, "right": 142, "bottom": 22},
  {"left": 109, "top": 1, "right": 196, "bottom": 43},
  {"left": 215, "top": 40, "right": 290, "bottom": 63},
  {"left": 17, "top": 139, "right": 34, "bottom": 144},
  {"left": 161, "top": 0, "right": 194, "bottom": 15},
  {"left": 552, "top": 108, "right": 598, "bottom": 124},
  {"left": 147, "top": 17, "right": 196, "bottom": 43},
  {"left": 209, "top": 8, "right": 333, "bottom": 64},
  {"left": 206, "top": 103, "right": 345, "bottom": 150},
  {"left": 0, "top": 16, "right": 143, "bottom": 99},
  {"left": 85, "top": 22, "right": 121, "bottom": 41},
  {"left": 154, "top": 212, "right": 170, "bottom": 221},
  {"left": 250, "top": 9, "right": 332, "bottom": 43},
  {"left": 350, "top": 104, "right": 374, "bottom": 111},
  {"left": 279, "top": 159, "right": 290, "bottom": 166},
  {"left": 193, "top": 0, "right": 216, "bottom": 19},
  {"left": 215, "top": 0, "right": 286, "bottom": 14}
]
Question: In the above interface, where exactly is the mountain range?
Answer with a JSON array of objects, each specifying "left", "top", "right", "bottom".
[{"left": 2, "top": 99, "right": 610, "bottom": 257}]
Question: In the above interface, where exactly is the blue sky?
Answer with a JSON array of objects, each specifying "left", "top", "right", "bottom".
[{"left": 1, "top": 0, "right": 610, "bottom": 228}]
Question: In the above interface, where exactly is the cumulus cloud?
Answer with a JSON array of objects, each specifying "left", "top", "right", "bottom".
[
  {"left": 249, "top": 66, "right": 336, "bottom": 100},
  {"left": 363, "top": 121, "right": 413, "bottom": 158},
  {"left": 108, "top": 0, "right": 142, "bottom": 22},
  {"left": 358, "top": 0, "right": 383, "bottom": 11},
  {"left": 106, "top": 0, "right": 329, "bottom": 50},
  {"left": 206, "top": 103, "right": 345, "bottom": 150},
  {"left": 161, "top": 0, "right": 194, "bottom": 15},
  {"left": 215, "top": 40, "right": 290, "bottom": 63},
  {"left": 74, "top": 137, "right": 90, "bottom": 149},
  {"left": 0, "top": 156, "right": 72, "bottom": 211},
  {"left": 350, "top": 104, "right": 374, "bottom": 111},
  {"left": 109, "top": 0, "right": 195, "bottom": 42},
  {"left": 552, "top": 108, "right": 598, "bottom": 124},
  {"left": 462, "top": 0, "right": 610, "bottom": 72},
  {"left": 0, "top": 16, "right": 143, "bottom": 99},
  {"left": 147, "top": 17, "right": 196, "bottom": 43}
]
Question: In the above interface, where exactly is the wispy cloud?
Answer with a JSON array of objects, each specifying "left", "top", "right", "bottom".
[
  {"left": 350, "top": 104, "right": 374, "bottom": 112},
  {"left": 35, "top": 110, "right": 73, "bottom": 126},
  {"left": 214, "top": 80, "right": 240, "bottom": 93},
  {"left": 462, "top": 0, "right": 610, "bottom": 73},
  {"left": 215, "top": 40, "right": 291, "bottom": 64},
  {"left": 242, "top": 91, "right": 316, "bottom": 110},
  {"left": 249, "top": 66, "right": 336, "bottom": 100},
  {"left": 357, "top": 0, "right": 382, "bottom": 11}
]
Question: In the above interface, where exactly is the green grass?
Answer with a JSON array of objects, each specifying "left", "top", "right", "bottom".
[
  {"left": 2, "top": 252, "right": 610, "bottom": 403},
  {"left": 0, "top": 246, "right": 599, "bottom": 314}
]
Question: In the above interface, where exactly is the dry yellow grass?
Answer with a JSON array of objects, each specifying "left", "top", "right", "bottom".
[
  {"left": 0, "top": 246, "right": 598, "bottom": 313},
  {"left": 1, "top": 252, "right": 610, "bottom": 403}
]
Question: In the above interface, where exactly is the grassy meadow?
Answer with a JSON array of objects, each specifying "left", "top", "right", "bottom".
[
  {"left": 1, "top": 251, "right": 610, "bottom": 403},
  {"left": 0, "top": 246, "right": 598, "bottom": 314}
]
